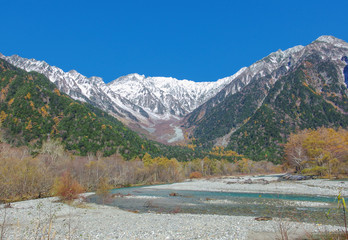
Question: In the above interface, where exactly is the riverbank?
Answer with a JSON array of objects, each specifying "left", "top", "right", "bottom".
[
  {"left": 147, "top": 175, "right": 348, "bottom": 196},
  {"left": 1, "top": 176, "right": 346, "bottom": 239}
]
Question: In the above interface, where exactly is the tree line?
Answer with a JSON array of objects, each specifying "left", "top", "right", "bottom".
[{"left": 0, "top": 139, "right": 279, "bottom": 203}]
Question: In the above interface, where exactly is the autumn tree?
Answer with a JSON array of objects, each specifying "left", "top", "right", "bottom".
[
  {"left": 51, "top": 171, "right": 84, "bottom": 201},
  {"left": 284, "top": 130, "right": 310, "bottom": 171},
  {"left": 284, "top": 127, "right": 348, "bottom": 177}
]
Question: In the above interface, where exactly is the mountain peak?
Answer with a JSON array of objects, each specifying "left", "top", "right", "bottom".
[
  {"left": 127, "top": 73, "right": 146, "bottom": 80},
  {"left": 111, "top": 73, "right": 146, "bottom": 84},
  {"left": 0, "top": 52, "right": 4, "bottom": 58},
  {"left": 314, "top": 35, "right": 348, "bottom": 48},
  {"left": 316, "top": 35, "right": 340, "bottom": 43},
  {"left": 89, "top": 76, "right": 104, "bottom": 82},
  {"left": 68, "top": 69, "right": 79, "bottom": 74}
]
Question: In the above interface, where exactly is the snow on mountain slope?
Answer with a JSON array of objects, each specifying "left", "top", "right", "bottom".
[
  {"left": 107, "top": 72, "right": 235, "bottom": 117},
  {"left": 0, "top": 53, "right": 238, "bottom": 143},
  {"left": 0, "top": 54, "right": 148, "bottom": 122},
  {"left": 2, "top": 35, "right": 346, "bottom": 144}
]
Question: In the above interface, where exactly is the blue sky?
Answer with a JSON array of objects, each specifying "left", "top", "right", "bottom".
[{"left": 1, "top": 0, "right": 347, "bottom": 83}]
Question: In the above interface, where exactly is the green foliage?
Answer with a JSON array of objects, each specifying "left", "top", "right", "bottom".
[
  {"left": 226, "top": 61, "right": 348, "bottom": 163},
  {"left": 189, "top": 75, "right": 271, "bottom": 143},
  {"left": 185, "top": 54, "right": 348, "bottom": 163},
  {"left": 301, "top": 166, "right": 328, "bottom": 176}
]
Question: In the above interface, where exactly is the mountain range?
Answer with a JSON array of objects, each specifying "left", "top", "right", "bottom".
[
  {"left": 0, "top": 53, "right": 236, "bottom": 143},
  {"left": 1, "top": 35, "right": 347, "bottom": 162}
]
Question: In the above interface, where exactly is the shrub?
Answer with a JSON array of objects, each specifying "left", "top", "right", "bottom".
[
  {"left": 51, "top": 171, "right": 84, "bottom": 201},
  {"left": 189, "top": 171, "right": 203, "bottom": 179},
  {"left": 96, "top": 177, "right": 112, "bottom": 197}
]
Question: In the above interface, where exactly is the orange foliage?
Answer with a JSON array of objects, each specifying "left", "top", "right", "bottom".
[
  {"left": 189, "top": 171, "right": 203, "bottom": 179},
  {"left": 53, "top": 88, "right": 61, "bottom": 96},
  {"left": 52, "top": 171, "right": 85, "bottom": 201}
]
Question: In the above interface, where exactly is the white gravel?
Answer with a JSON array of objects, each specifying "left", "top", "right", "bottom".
[
  {"left": 147, "top": 175, "right": 348, "bottom": 196},
  {"left": 0, "top": 176, "right": 346, "bottom": 240}
]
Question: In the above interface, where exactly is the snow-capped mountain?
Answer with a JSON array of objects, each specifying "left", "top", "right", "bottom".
[
  {"left": 107, "top": 73, "right": 232, "bottom": 117},
  {"left": 0, "top": 54, "right": 141, "bottom": 121},
  {"left": 186, "top": 35, "right": 348, "bottom": 126},
  {"left": 0, "top": 53, "right": 235, "bottom": 135},
  {"left": 1, "top": 35, "right": 347, "bottom": 144}
]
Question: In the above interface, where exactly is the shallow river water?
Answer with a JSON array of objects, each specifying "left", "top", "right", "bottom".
[{"left": 87, "top": 185, "right": 345, "bottom": 225}]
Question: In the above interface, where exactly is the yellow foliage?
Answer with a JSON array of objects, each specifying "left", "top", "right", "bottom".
[
  {"left": 96, "top": 177, "right": 112, "bottom": 197},
  {"left": 24, "top": 92, "right": 31, "bottom": 100},
  {"left": 29, "top": 101, "right": 35, "bottom": 109},
  {"left": 53, "top": 88, "right": 61, "bottom": 96},
  {"left": 8, "top": 98, "right": 14, "bottom": 106},
  {"left": 285, "top": 127, "right": 348, "bottom": 177},
  {"left": 187, "top": 144, "right": 196, "bottom": 151},
  {"left": 236, "top": 158, "right": 253, "bottom": 174},
  {"left": 0, "top": 111, "right": 8, "bottom": 123},
  {"left": 243, "top": 117, "right": 251, "bottom": 124},
  {"left": 53, "top": 116, "right": 60, "bottom": 124},
  {"left": 40, "top": 106, "right": 49, "bottom": 117},
  {"left": 25, "top": 120, "right": 33, "bottom": 131},
  {"left": 0, "top": 88, "right": 7, "bottom": 101}
]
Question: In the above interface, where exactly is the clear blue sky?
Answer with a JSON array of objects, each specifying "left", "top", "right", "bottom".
[{"left": 1, "top": 0, "right": 347, "bottom": 83}]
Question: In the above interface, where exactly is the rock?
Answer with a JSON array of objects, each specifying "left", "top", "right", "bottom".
[
  {"left": 255, "top": 217, "right": 273, "bottom": 221},
  {"left": 279, "top": 173, "right": 314, "bottom": 181},
  {"left": 244, "top": 179, "right": 253, "bottom": 184}
]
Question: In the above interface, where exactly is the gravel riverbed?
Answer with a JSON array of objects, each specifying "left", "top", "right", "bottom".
[
  {"left": 147, "top": 175, "right": 348, "bottom": 196},
  {"left": 1, "top": 176, "right": 346, "bottom": 240}
]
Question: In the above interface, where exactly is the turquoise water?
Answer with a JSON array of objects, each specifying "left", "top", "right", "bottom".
[{"left": 87, "top": 186, "right": 344, "bottom": 225}]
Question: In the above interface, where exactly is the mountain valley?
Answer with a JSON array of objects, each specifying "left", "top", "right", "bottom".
[{"left": 1, "top": 35, "right": 347, "bottom": 162}]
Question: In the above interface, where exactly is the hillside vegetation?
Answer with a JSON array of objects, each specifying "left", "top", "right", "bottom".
[
  {"left": 0, "top": 59, "right": 197, "bottom": 161},
  {"left": 186, "top": 53, "right": 348, "bottom": 163},
  {"left": 227, "top": 59, "right": 348, "bottom": 163}
]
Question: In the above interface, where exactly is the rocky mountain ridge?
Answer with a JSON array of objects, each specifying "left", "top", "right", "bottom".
[
  {"left": 183, "top": 35, "right": 348, "bottom": 162},
  {"left": 1, "top": 35, "right": 347, "bottom": 146}
]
